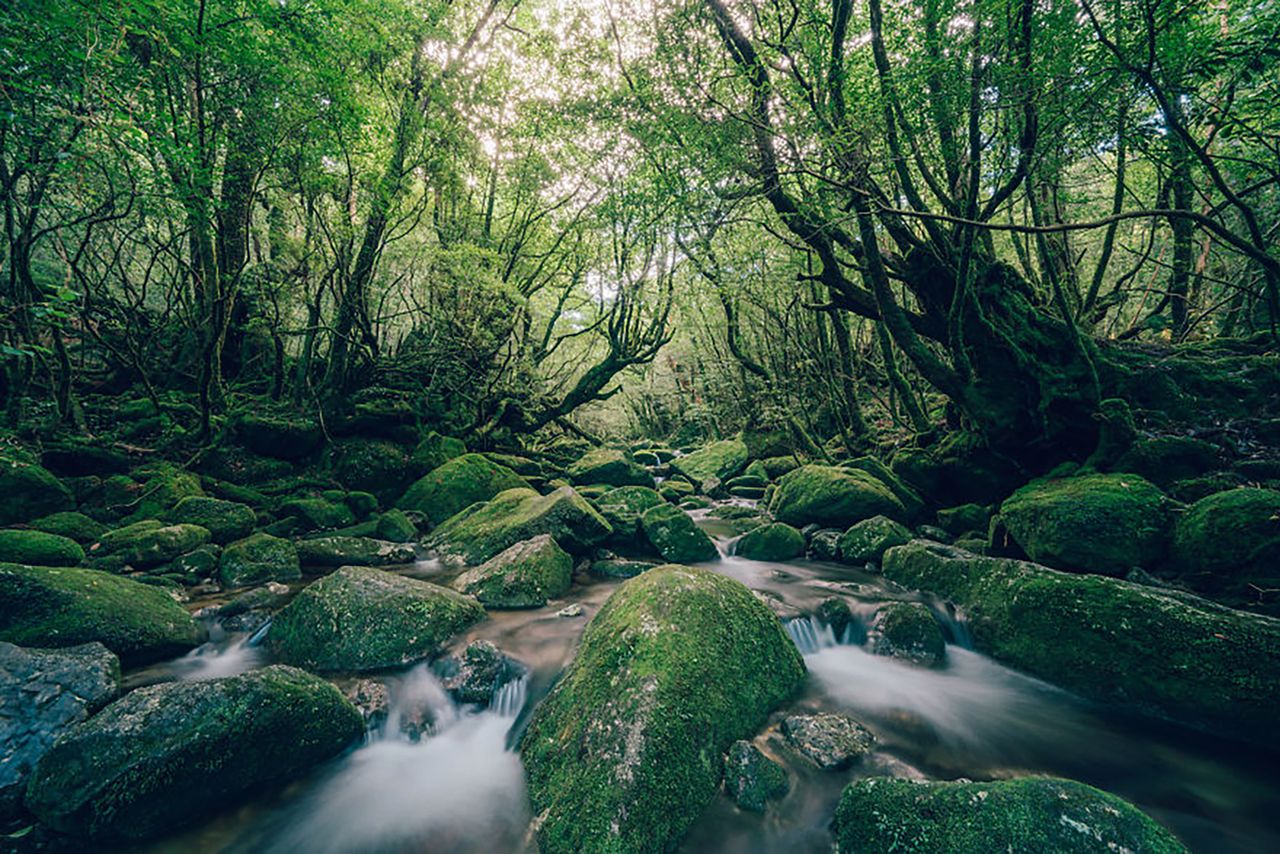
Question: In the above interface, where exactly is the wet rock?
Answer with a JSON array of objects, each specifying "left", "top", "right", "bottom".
[
  {"left": 832, "top": 777, "right": 1187, "bottom": 853},
  {"left": 429, "top": 486, "right": 612, "bottom": 566},
  {"left": 165, "top": 496, "right": 255, "bottom": 544},
  {"left": 837, "top": 515, "right": 911, "bottom": 564},
  {"left": 566, "top": 448, "right": 655, "bottom": 488},
  {"left": 781, "top": 713, "right": 875, "bottom": 769},
  {"left": 27, "top": 511, "right": 107, "bottom": 545},
  {"left": 219, "top": 532, "right": 300, "bottom": 588},
  {"left": 0, "top": 456, "right": 74, "bottom": 526},
  {"left": 162, "top": 543, "right": 221, "bottom": 583},
  {"left": 816, "top": 597, "right": 856, "bottom": 642},
  {"left": 934, "top": 503, "right": 991, "bottom": 538},
  {"left": 723, "top": 741, "right": 789, "bottom": 811},
  {"left": 295, "top": 535, "right": 416, "bottom": 568},
  {"left": 769, "top": 465, "right": 905, "bottom": 529},
  {"left": 269, "top": 566, "right": 484, "bottom": 671},
  {"left": 374, "top": 508, "right": 418, "bottom": 542},
  {"left": 521, "top": 565, "right": 805, "bottom": 853},
  {"left": 640, "top": 503, "right": 718, "bottom": 563},
  {"left": 594, "top": 485, "right": 665, "bottom": 550},
  {"left": 344, "top": 678, "right": 391, "bottom": 730},
  {"left": 277, "top": 496, "right": 356, "bottom": 532},
  {"left": 735, "top": 523, "right": 805, "bottom": 561},
  {"left": 451, "top": 534, "right": 572, "bottom": 609},
  {"left": 556, "top": 603, "right": 584, "bottom": 618},
  {"left": 670, "top": 439, "right": 749, "bottom": 494},
  {"left": 871, "top": 602, "right": 946, "bottom": 667},
  {"left": 217, "top": 581, "right": 291, "bottom": 619},
  {"left": 807, "top": 528, "right": 843, "bottom": 561},
  {"left": 436, "top": 640, "right": 525, "bottom": 705},
  {"left": 0, "top": 642, "right": 119, "bottom": 820},
  {"left": 590, "top": 558, "right": 659, "bottom": 579},
  {"left": 397, "top": 453, "right": 529, "bottom": 525},
  {"left": 24, "top": 665, "right": 363, "bottom": 842},
  {"left": 0, "top": 530, "right": 84, "bottom": 567}
]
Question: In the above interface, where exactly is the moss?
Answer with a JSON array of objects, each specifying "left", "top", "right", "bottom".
[
  {"left": 993, "top": 473, "right": 1171, "bottom": 575},
  {"left": 670, "top": 439, "right": 749, "bottom": 493},
  {"left": 723, "top": 741, "right": 789, "bottom": 812},
  {"left": 166, "top": 496, "right": 255, "bottom": 544},
  {"left": 295, "top": 535, "right": 415, "bottom": 567},
  {"left": 24, "top": 665, "right": 363, "bottom": 842},
  {"left": 277, "top": 496, "right": 357, "bottom": 532},
  {"left": 842, "top": 456, "right": 925, "bottom": 520},
  {"left": 235, "top": 414, "right": 323, "bottom": 460},
  {"left": 123, "top": 464, "right": 204, "bottom": 522},
  {"left": 330, "top": 438, "right": 415, "bottom": 504},
  {"left": 0, "top": 456, "right": 73, "bottom": 525},
  {"left": 1112, "top": 436, "right": 1220, "bottom": 487},
  {"left": 641, "top": 503, "right": 718, "bottom": 563},
  {"left": 520, "top": 565, "right": 806, "bottom": 853},
  {"left": 28, "top": 511, "right": 107, "bottom": 544},
  {"left": 770, "top": 465, "right": 905, "bottom": 529},
  {"left": 872, "top": 602, "right": 945, "bottom": 667},
  {"left": 832, "top": 777, "right": 1187, "bottom": 853},
  {"left": 837, "top": 515, "right": 912, "bottom": 564},
  {"left": 566, "top": 448, "right": 654, "bottom": 488},
  {"left": 935, "top": 503, "right": 990, "bottom": 537},
  {"left": 759, "top": 456, "right": 800, "bottom": 479},
  {"left": 882, "top": 541, "right": 1280, "bottom": 740},
  {"left": 0, "top": 563, "right": 201, "bottom": 664},
  {"left": 595, "top": 485, "right": 665, "bottom": 550},
  {"left": 95, "top": 522, "right": 211, "bottom": 569},
  {"left": 735, "top": 523, "right": 805, "bottom": 561},
  {"left": 219, "top": 533, "right": 300, "bottom": 588},
  {"left": 452, "top": 534, "right": 572, "bottom": 608},
  {"left": 374, "top": 508, "right": 418, "bottom": 541},
  {"left": 269, "top": 566, "right": 484, "bottom": 671},
  {"left": 0, "top": 530, "right": 84, "bottom": 566},
  {"left": 397, "top": 453, "right": 530, "bottom": 525},
  {"left": 429, "top": 486, "right": 612, "bottom": 566},
  {"left": 1171, "top": 488, "right": 1280, "bottom": 608}
]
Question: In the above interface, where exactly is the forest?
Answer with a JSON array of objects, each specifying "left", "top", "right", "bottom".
[{"left": 2, "top": 0, "right": 1279, "bottom": 851}]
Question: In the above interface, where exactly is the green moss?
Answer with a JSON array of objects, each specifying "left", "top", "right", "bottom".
[
  {"left": 842, "top": 456, "right": 925, "bottom": 520},
  {"left": 1172, "top": 487, "right": 1280, "bottom": 578},
  {"left": 219, "top": 533, "right": 300, "bottom": 588},
  {"left": 374, "top": 508, "right": 418, "bottom": 542},
  {"left": 566, "top": 448, "right": 654, "bottom": 488},
  {"left": 397, "top": 453, "right": 529, "bottom": 525},
  {"left": 994, "top": 473, "right": 1171, "bottom": 575},
  {"left": 641, "top": 503, "right": 718, "bottom": 563},
  {"left": 295, "top": 535, "right": 414, "bottom": 567},
  {"left": 0, "top": 563, "right": 201, "bottom": 663},
  {"left": 269, "top": 566, "right": 484, "bottom": 671},
  {"left": 595, "top": 485, "right": 665, "bottom": 550},
  {"left": 429, "top": 486, "right": 612, "bottom": 566},
  {"left": 520, "top": 565, "right": 806, "bottom": 853},
  {"left": 452, "top": 534, "right": 572, "bottom": 608},
  {"left": 723, "top": 741, "right": 789, "bottom": 812},
  {"left": 0, "top": 456, "right": 73, "bottom": 525},
  {"left": 24, "top": 665, "right": 363, "bottom": 842},
  {"left": 411, "top": 432, "right": 467, "bottom": 474},
  {"left": 0, "top": 530, "right": 84, "bottom": 566},
  {"left": 832, "top": 777, "right": 1187, "bottom": 853},
  {"left": 837, "top": 515, "right": 912, "bottom": 564},
  {"left": 882, "top": 541, "right": 1280, "bottom": 739},
  {"left": 935, "top": 503, "right": 991, "bottom": 537},
  {"left": 872, "top": 602, "right": 945, "bottom": 667},
  {"left": 330, "top": 438, "right": 415, "bottom": 504},
  {"left": 166, "top": 496, "right": 255, "bottom": 544},
  {"left": 770, "top": 465, "right": 905, "bottom": 529},
  {"left": 235, "top": 414, "right": 323, "bottom": 460},
  {"left": 1112, "top": 436, "right": 1220, "bottom": 487},
  {"left": 277, "top": 496, "right": 357, "bottom": 532},
  {"left": 28, "top": 511, "right": 107, "bottom": 544},
  {"left": 734, "top": 523, "right": 805, "bottom": 561},
  {"left": 670, "top": 439, "right": 749, "bottom": 493},
  {"left": 125, "top": 463, "right": 204, "bottom": 522}
]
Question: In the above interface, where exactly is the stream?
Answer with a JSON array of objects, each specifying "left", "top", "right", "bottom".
[{"left": 132, "top": 503, "right": 1280, "bottom": 854}]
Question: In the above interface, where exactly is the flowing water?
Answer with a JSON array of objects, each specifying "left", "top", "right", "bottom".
[{"left": 134, "top": 502, "right": 1280, "bottom": 853}]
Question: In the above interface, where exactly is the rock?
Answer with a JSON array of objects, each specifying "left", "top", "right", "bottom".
[
  {"left": 556, "top": 603, "right": 584, "bottom": 618},
  {"left": 659, "top": 478, "right": 695, "bottom": 502},
  {"left": 520, "top": 565, "right": 805, "bottom": 853},
  {"left": 0, "top": 564, "right": 201, "bottom": 664},
  {"left": 735, "top": 523, "right": 805, "bottom": 561},
  {"left": 236, "top": 414, "right": 324, "bottom": 460},
  {"left": 0, "top": 642, "right": 118, "bottom": 820},
  {"left": 723, "top": 741, "right": 789, "bottom": 812},
  {"left": 429, "top": 486, "right": 612, "bottom": 566},
  {"left": 594, "top": 485, "right": 665, "bottom": 550},
  {"left": 832, "top": 777, "right": 1187, "bottom": 853},
  {"left": 769, "top": 465, "right": 905, "bottom": 529},
  {"left": 277, "top": 496, "right": 357, "bottom": 532},
  {"left": 163, "top": 543, "right": 221, "bottom": 582},
  {"left": 89, "top": 519, "right": 211, "bottom": 568},
  {"left": 269, "top": 566, "right": 484, "bottom": 671},
  {"left": 566, "top": 447, "right": 655, "bottom": 488},
  {"left": 375, "top": 508, "right": 418, "bottom": 541},
  {"left": 295, "top": 535, "right": 416, "bottom": 567},
  {"left": 670, "top": 439, "right": 749, "bottom": 493},
  {"left": 436, "top": 640, "right": 524, "bottom": 705},
  {"left": 40, "top": 443, "right": 131, "bottom": 478},
  {"left": 807, "top": 529, "right": 843, "bottom": 561},
  {"left": 217, "top": 581, "right": 291, "bottom": 618},
  {"left": 871, "top": 602, "right": 946, "bottom": 667},
  {"left": 841, "top": 456, "right": 925, "bottom": 520},
  {"left": 641, "top": 503, "right": 718, "bottom": 563},
  {"left": 0, "top": 457, "right": 73, "bottom": 525},
  {"left": 590, "top": 558, "right": 659, "bottom": 579},
  {"left": 934, "top": 503, "right": 991, "bottom": 537},
  {"left": 166, "top": 496, "right": 255, "bottom": 544},
  {"left": 1171, "top": 487, "right": 1280, "bottom": 593},
  {"left": 218, "top": 532, "right": 300, "bottom": 588},
  {"left": 1113, "top": 435, "right": 1220, "bottom": 487},
  {"left": 882, "top": 540, "right": 1280, "bottom": 741},
  {"left": 24, "top": 665, "right": 363, "bottom": 841},
  {"left": 451, "top": 534, "right": 572, "bottom": 608},
  {"left": 344, "top": 678, "right": 390, "bottom": 730},
  {"left": 837, "top": 515, "right": 912, "bottom": 565},
  {"left": 344, "top": 490, "right": 379, "bottom": 519},
  {"left": 993, "top": 473, "right": 1171, "bottom": 576},
  {"left": 781, "top": 713, "right": 875, "bottom": 769},
  {"left": 125, "top": 463, "right": 205, "bottom": 521},
  {"left": 27, "top": 511, "right": 107, "bottom": 544},
  {"left": 331, "top": 438, "right": 415, "bottom": 504},
  {"left": 397, "top": 453, "right": 529, "bottom": 525},
  {"left": 816, "top": 598, "right": 858, "bottom": 643},
  {"left": 0, "top": 530, "right": 84, "bottom": 567},
  {"left": 411, "top": 431, "right": 467, "bottom": 473},
  {"left": 759, "top": 456, "right": 800, "bottom": 479}
]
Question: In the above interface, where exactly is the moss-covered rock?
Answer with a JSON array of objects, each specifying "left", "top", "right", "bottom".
[
  {"left": 935, "top": 503, "right": 991, "bottom": 537},
  {"left": 166, "top": 496, "right": 255, "bottom": 544},
  {"left": 0, "top": 564, "right": 201, "bottom": 663},
  {"left": 641, "top": 503, "right": 718, "bottom": 563},
  {"left": 125, "top": 463, "right": 204, "bottom": 522},
  {"left": 218, "top": 533, "right": 300, "bottom": 588},
  {"left": 1171, "top": 487, "right": 1280, "bottom": 585},
  {"left": 27, "top": 511, "right": 107, "bottom": 544},
  {"left": 277, "top": 495, "right": 357, "bottom": 532},
  {"left": 24, "top": 665, "right": 363, "bottom": 841},
  {"left": 882, "top": 540, "right": 1280, "bottom": 739},
  {"left": 770, "top": 465, "right": 905, "bottom": 529},
  {"left": 596, "top": 485, "right": 666, "bottom": 551},
  {"left": 429, "top": 486, "right": 612, "bottom": 566},
  {"left": 0, "top": 530, "right": 84, "bottom": 566},
  {"left": 520, "top": 565, "right": 806, "bottom": 853},
  {"left": 295, "top": 535, "right": 416, "bottom": 567},
  {"left": 236, "top": 414, "right": 324, "bottom": 460},
  {"left": 331, "top": 438, "right": 416, "bottom": 504},
  {"left": 781, "top": 713, "right": 875, "bottom": 769},
  {"left": 91, "top": 521, "right": 211, "bottom": 569},
  {"left": 1112, "top": 435, "right": 1220, "bottom": 487},
  {"left": 842, "top": 456, "right": 925, "bottom": 520},
  {"left": 723, "top": 741, "right": 789, "bottom": 812},
  {"left": 374, "top": 508, "right": 418, "bottom": 542},
  {"left": 163, "top": 543, "right": 221, "bottom": 583},
  {"left": 411, "top": 431, "right": 466, "bottom": 473},
  {"left": 452, "top": 534, "right": 572, "bottom": 608},
  {"left": 590, "top": 558, "right": 660, "bottom": 579},
  {"left": 837, "top": 515, "right": 912, "bottom": 564},
  {"left": 269, "top": 566, "right": 484, "bottom": 671},
  {"left": 871, "top": 602, "right": 946, "bottom": 667},
  {"left": 0, "top": 457, "right": 73, "bottom": 525},
  {"left": 832, "top": 777, "right": 1187, "bottom": 853},
  {"left": 397, "top": 453, "right": 530, "bottom": 525},
  {"left": 566, "top": 447, "right": 655, "bottom": 488},
  {"left": 734, "top": 523, "right": 805, "bottom": 561},
  {"left": 670, "top": 439, "right": 749, "bottom": 493}
]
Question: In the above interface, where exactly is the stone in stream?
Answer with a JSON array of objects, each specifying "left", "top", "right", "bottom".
[
  {"left": 435, "top": 640, "right": 525, "bottom": 705},
  {"left": 520, "top": 565, "right": 805, "bottom": 853},
  {"left": 807, "top": 528, "right": 843, "bottom": 561},
  {"left": 640, "top": 503, "right": 718, "bottom": 563},
  {"left": 397, "top": 453, "right": 529, "bottom": 525},
  {"left": 374, "top": 508, "right": 418, "bottom": 542},
  {"left": 451, "top": 534, "right": 572, "bottom": 608},
  {"left": 831, "top": 777, "right": 1188, "bottom": 853},
  {"left": 0, "top": 563, "right": 202, "bottom": 664},
  {"left": 723, "top": 741, "right": 789, "bottom": 812},
  {"left": 734, "top": 522, "right": 805, "bottom": 561},
  {"left": 269, "top": 566, "right": 484, "bottom": 671},
  {"left": 344, "top": 678, "right": 391, "bottom": 730},
  {"left": 769, "top": 465, "right": 906, "bottom": 529},
  {"left": 429, "top": 486, "right": 612, "bottom": 566},
  {"left": 870, "top": 602, "right": 946, "bottom": 668},
  {"left": 781, "top": 713, "right": 875, "bottom": 769},
  {"left": 566, "top": 447, "right": 655, "bottom": 488},
  {"left": 24, "top": 665, "right": 363, "bottom": 842},
  {"left": 218, "top": 532, "right": 301, "bottom": 588},
  {"left": 837, "top": 515, "right": 912, "bottom": 565},
  {"left": 0, "top": 642, "right": 119, "bottom": 821},
  {"left": 89, "top": 520, "right": 211, "bottom": 569},
  {"left": 590, "top": 557, "right": 660, "bottom": 579},
  {"left": 882, "top": 540, "right": 1280, "bottom": 743},
  {"left": 295, "top": 535, "right": 416, "bottom": 568},
  {"left": 594, "top": 485, "right": 665, "bottom": 551},
  {"left": 669, "top": 439, "right": 749, "bottom": 493},
  {"left": 0, "top": 529, "right": 84, "bottom": 567},
  {"left": 165, "top": 496, "right": 256, "bottom": 544}
]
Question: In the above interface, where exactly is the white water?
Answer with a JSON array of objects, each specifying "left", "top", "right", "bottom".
[{"left": 169, "top": 621, "right": 271, "bottom": 682}]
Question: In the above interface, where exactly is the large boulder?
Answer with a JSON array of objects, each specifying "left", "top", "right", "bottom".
[
  {"left": 595, "top": 485, "right": 665, "bottom": 551},
  {"left": 520, "top": 565, "right": 805, "bottom": 853},
  {"left": 640, "top": 503, "right": 718, "bottom": 563},
  {"left": 870, "top": 602, "right": 946, "bottom": 667},
  {"left": 0, "top": 642, "right": 118, "bottom": 820},
  {"left": 0, "top": 530, "right": 84, "bottom": 566},
  {"left": 837, "top": 515, "right": 912, "bottom": 564},
  {"left": 993, "top": 473, "right": 1172, "bottom": 575},
  {"left": 218, "top": 532, "right": 300, "bottom": 588},
  {"left": 429, "top": 486, "right": 611, "bottom": 566},
  {"left": 734, "top": 522, "right": 805, "bottom": 561},
  {"left": 1171, "top": 487, "right": 1280, "bottom": 596},
  {"left": 842, "top": 456, "right": 925, "bottom": 521},
  {"left": 769, "top": 465, "right": 905, "bottom": 529},
  {"left": 397, "top": 453, "right": 529, "bottom": 525},
  {"left": 24, "top": 665, "right": 363, "bottom": 841},
  {"left": 566, "top": 448, "right": 655, "bottom": 488},
  {"left": 832, "top": 777, "right": 1187, "bottom": 853},
  {"left": 166, "top": 496, "right": 255, "bottom": 544},
  {"left": 27, "top": 511, "right": 107, "bottom": 545},
  {"left": 411, "top": 431, "right": 466, "bottom": 473},
  {"left": 1112, "top": 435, "right": 1220, "bottom": 487},
  {"left": 0, "top": 564, "right": 201, "bottom": 664},
  {"left": 0, "top": 457, "right": 73, "bottom": 525},
  {"left": 269, "top": 566, "right": 484, "bottom": 671},
  {"left": 330, "top": 438, "right": 416, "bottom": 504},
  {"left": 670, "top": 439, "right": 749, "bottom": 493},
  {"left": 882, "top": 541, "right": 1280, "bottom": 741},
  {"left": 295, "top": 535, "right": 416, "bottom": 568},
  {"left": 451, "top": 534, "right": 572, "bottom": 609},
  {"left": 89, "top": 520, "right": 211, "bottom": 568}
]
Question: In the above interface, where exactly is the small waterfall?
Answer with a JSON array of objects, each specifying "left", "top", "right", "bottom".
[
  {"left": 785, "top": 616, "right": 838, "bottom": 654},
  {"left": 383, "top": 664, "right": 457, "bottom": 741},
  {"left": 489, "top": 674, "right": 528, "bottom": 719},
  {"left": 246, "top": 619, "right": 272, "bottom": 647}
]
